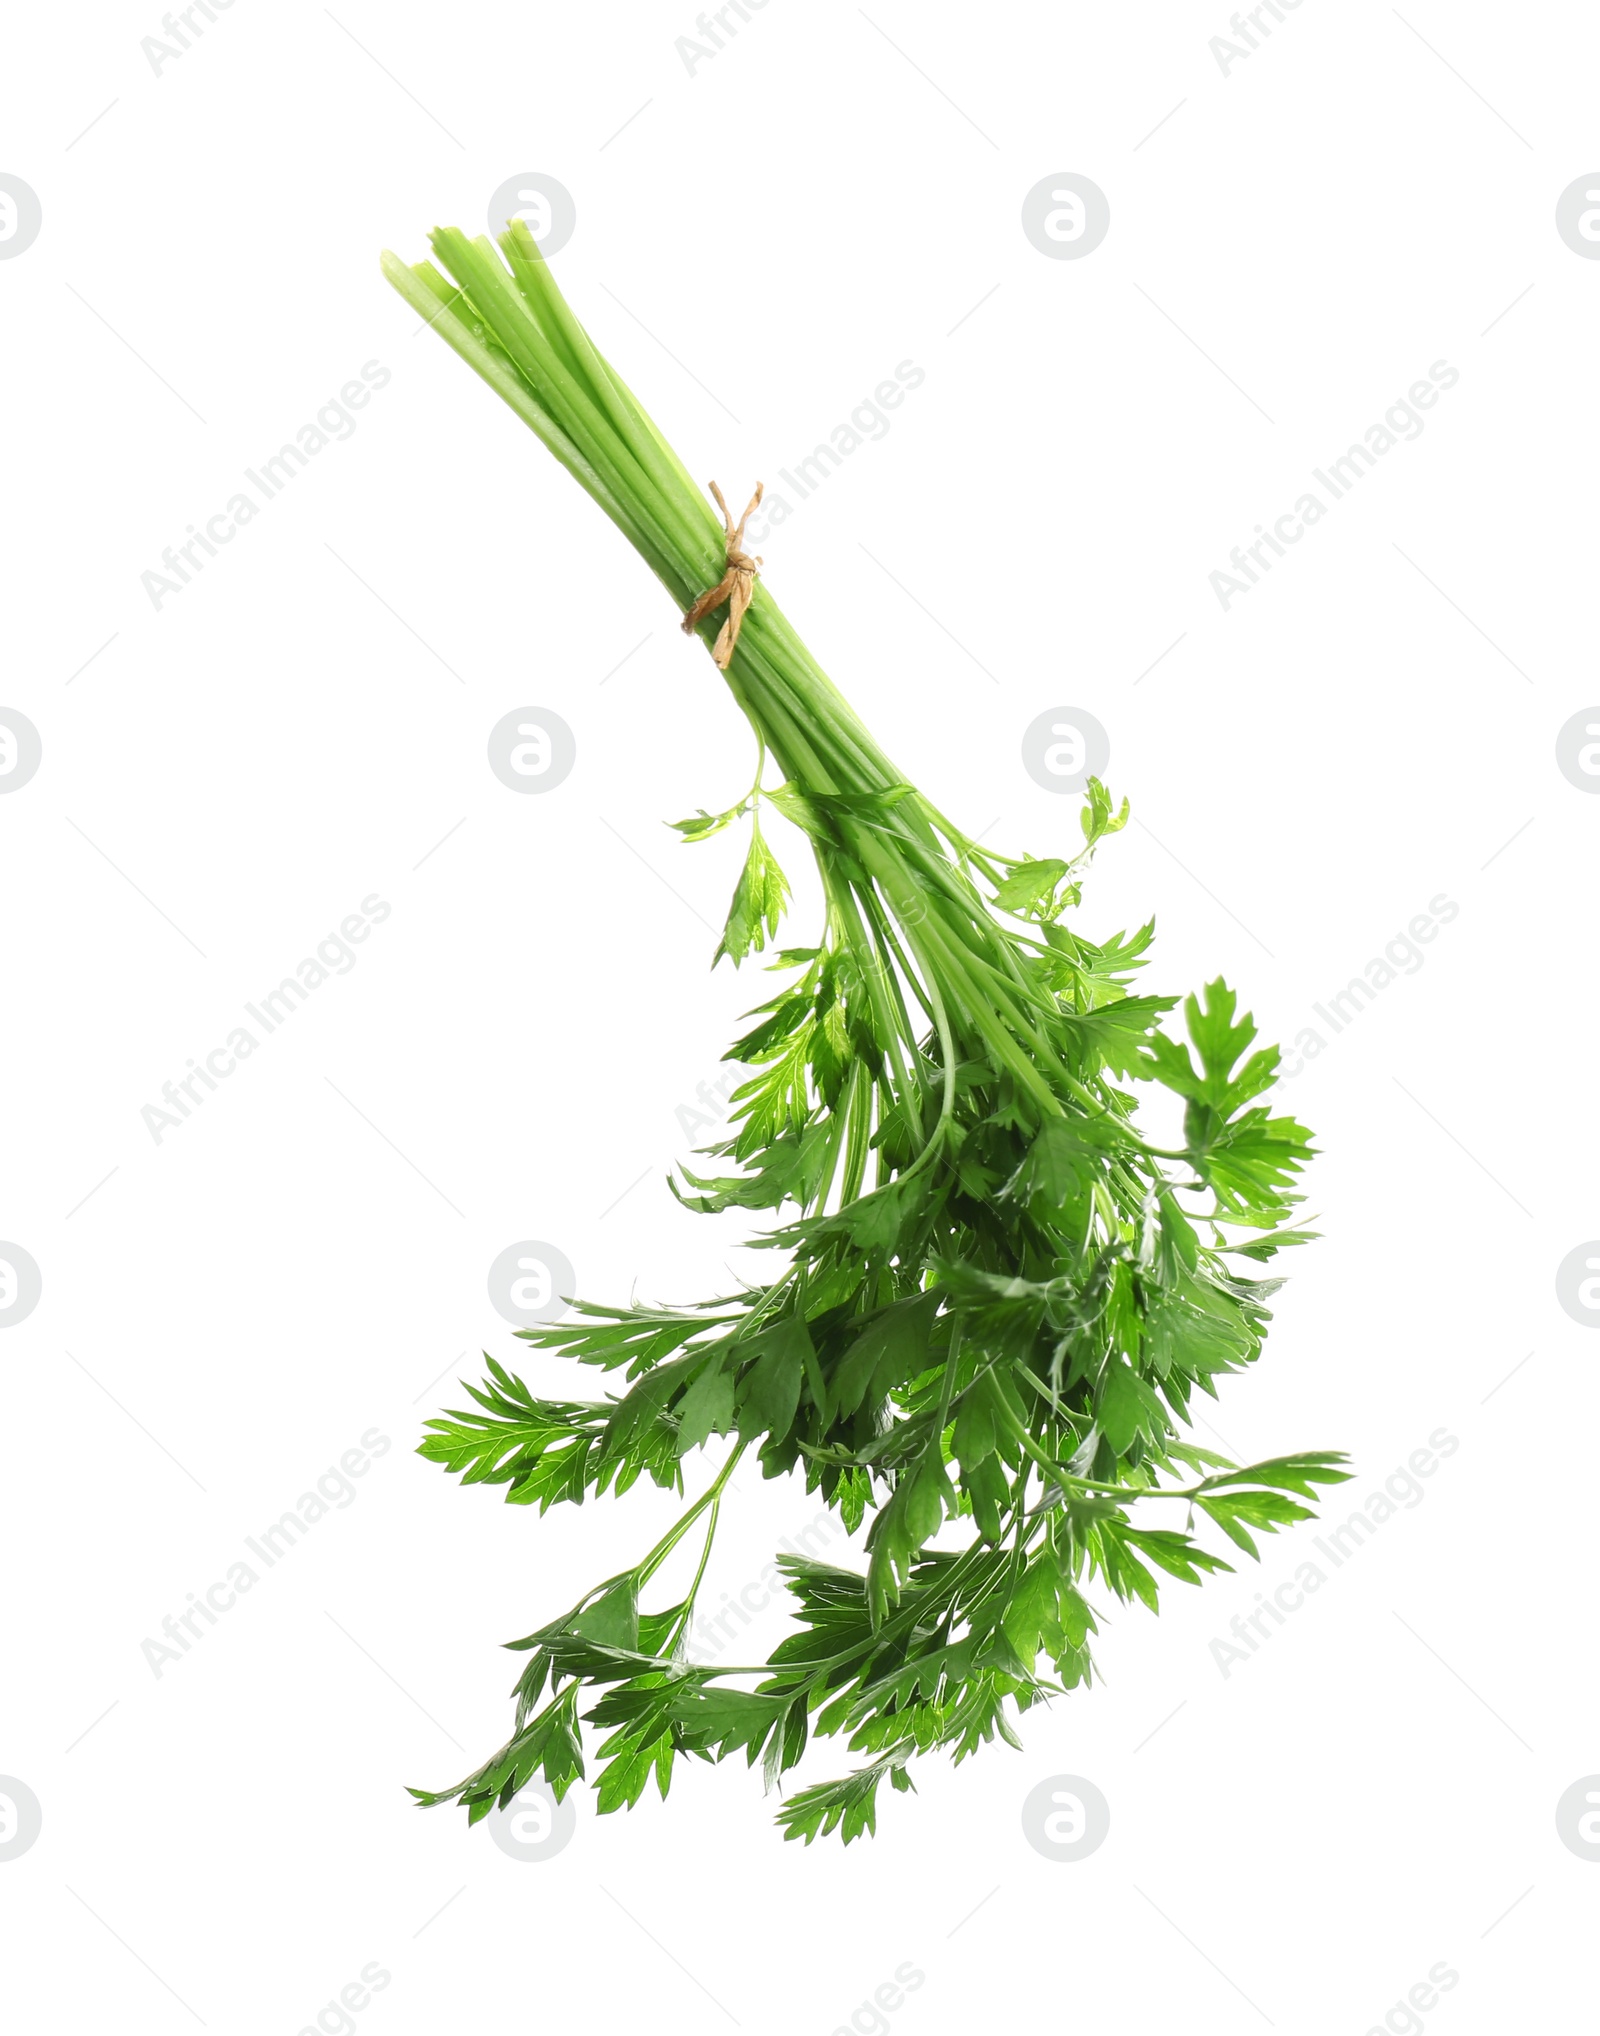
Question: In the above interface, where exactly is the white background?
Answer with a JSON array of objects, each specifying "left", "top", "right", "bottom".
[{"left": 3, "top": 1, "right": 1597, "bottom": 2029}]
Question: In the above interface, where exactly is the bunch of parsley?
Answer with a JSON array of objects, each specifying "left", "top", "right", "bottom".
[{"left": 384, "top": 221, "right": 1347, "bottom": 1844}]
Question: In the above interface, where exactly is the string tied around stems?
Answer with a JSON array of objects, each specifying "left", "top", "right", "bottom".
[{"left": 682, "top": 481, "right": 763, "bottom": 669}]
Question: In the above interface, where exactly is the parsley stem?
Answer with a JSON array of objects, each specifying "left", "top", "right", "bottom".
[{"left": 636, "top": 1442, "right": 746, "bottom": 1587}]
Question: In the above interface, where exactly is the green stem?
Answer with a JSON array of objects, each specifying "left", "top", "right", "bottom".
[
  {"left": 666, "top": 1494, "right": 726, "bottom": 1652},
  {"left": 637, "top": 1442, "right": 747, "bottom": 1587}
]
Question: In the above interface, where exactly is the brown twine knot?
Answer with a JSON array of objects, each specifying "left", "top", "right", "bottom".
[{"left": 682, "top": 481, "right": 763, "bottom": 669}]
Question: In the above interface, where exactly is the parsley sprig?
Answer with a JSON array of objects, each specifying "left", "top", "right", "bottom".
[{"left": 384, "top": 222, "right": 1348, "bottom": 1844}]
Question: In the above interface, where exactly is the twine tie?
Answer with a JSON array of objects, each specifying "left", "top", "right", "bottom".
[{"left": 682, "top": 481, "right": 763, "bottom": 669}]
